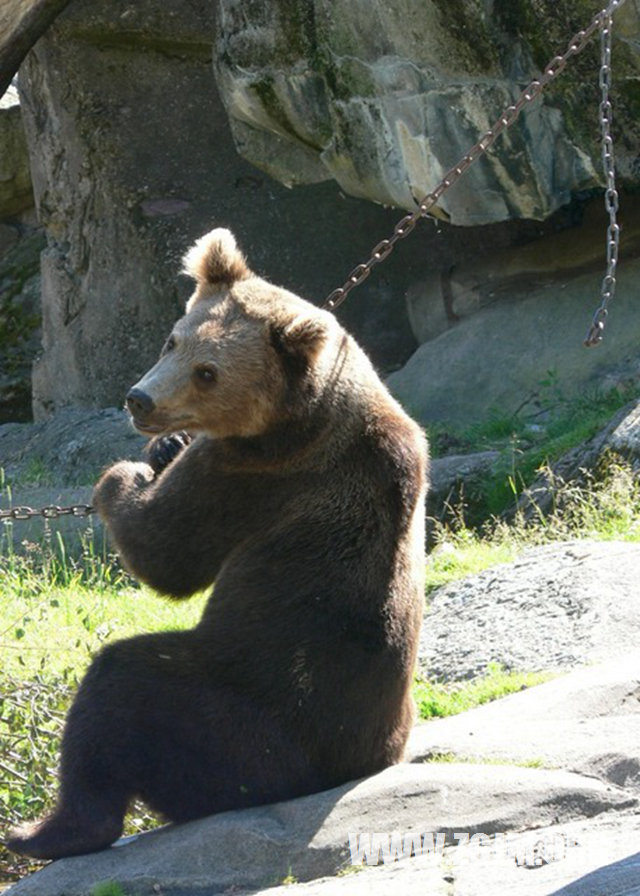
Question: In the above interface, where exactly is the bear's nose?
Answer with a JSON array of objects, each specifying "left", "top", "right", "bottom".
[{"left": 126, "top": 387, "right": 155, "bottom": 418}]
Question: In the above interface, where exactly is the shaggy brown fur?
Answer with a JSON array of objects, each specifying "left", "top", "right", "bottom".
[{"left": 8, "top": 229, "right": 428, "bottom": 860}]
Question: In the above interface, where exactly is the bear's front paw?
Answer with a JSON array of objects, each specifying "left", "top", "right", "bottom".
[{"left": 145, "top": 431, "right": 193, "bottom": 475}]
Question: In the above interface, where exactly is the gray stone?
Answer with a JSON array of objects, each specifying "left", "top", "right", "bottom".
[
  {"left": 409, "top": 648, "right": 640, "bottom": 772},
  {"left": 387, "top": 252, "right": 640, "bottom": 428},
  {"left": 0, "top": 407, "right": 144, "bottom": 486},
  {"left": 251, "top": 814, "right": 640, "bottom": 896},
  {"left": 419, "top": 539, "right": 640, "bottom": 682},
  {"left": 4, "top": 761, "right": 634, "bottom": 896}
]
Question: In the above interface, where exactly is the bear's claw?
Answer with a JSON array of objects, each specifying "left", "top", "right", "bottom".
[{"left": 145, "top": 431, "right": 192, "bottom": 475}]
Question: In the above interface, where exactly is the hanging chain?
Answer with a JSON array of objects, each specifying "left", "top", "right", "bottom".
[
  {"left": 323, "top": 0, "right": 628, "bottom": 314},
  {"left": 584, "top": 7, "right": 622, "bottom": 346}
]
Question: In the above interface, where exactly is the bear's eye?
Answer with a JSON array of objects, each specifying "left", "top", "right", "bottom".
[
  {"left": 163, "top": 335, "right": 177, "bottom": 355},
  {"left": 194, "top": 364, "right": 217, "bottom": 386}
]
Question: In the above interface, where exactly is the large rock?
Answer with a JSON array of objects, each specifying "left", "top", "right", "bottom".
[
  {"left": 419, "top": 539, "right": 640, "bottom": 682},
  {"left": 215, "top": 0, "right": 640, "bottom": 225},
  {"left": 387, "top": 247, "right": 640, "bottom": 427}
]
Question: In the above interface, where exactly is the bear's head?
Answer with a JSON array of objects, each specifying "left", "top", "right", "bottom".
[{"left": 126, "top": 228, "right": 339, "bottom": 440}]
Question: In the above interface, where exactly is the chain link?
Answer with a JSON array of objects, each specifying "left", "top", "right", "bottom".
[
  {"left": 0, "top": 504, "right": 95, "bottom": 521},
  {"left": 323, "top": 0, "right": 628, "bottom": 313},
  {"left": 584, "top": 5, "right": 622, "bottom": 346}
]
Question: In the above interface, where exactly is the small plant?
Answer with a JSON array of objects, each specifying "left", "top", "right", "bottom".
[
  {"left": 90, "top": 881, "right": 127, "bottom": 896},
  {"left": 423, "top": 751, "right": 545, "bottom": 769}
]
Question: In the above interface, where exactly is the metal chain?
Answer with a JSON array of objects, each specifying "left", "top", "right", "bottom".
[
  {"left": 584, "top": 6, "right": 622, "bottom": 346},
  {"left": 323, "top": 0, "right": 628, "bottom": 313},
  {"left": 0, "top": 504, "right": 94, "bottom": 521}
]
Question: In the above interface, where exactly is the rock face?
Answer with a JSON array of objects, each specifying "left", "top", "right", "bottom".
[
  {"left": 419, "top": 538, "right": 640, "bottom": 682},
  {"left": 5, "top": 540, "right": 640, "bottom": 896},
  {"left": 0, "top": 228, "right": 44, "bottom": 422},
  {"left": 0, "top": 85, "right": 32, "bottom": 218},
  {"left": 215, "top": 0, "right": 640, "bottom": 225}
]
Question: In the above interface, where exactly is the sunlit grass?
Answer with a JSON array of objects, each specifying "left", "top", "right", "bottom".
[{"left": 414, "top": 662, "right": 552, "bottom": 720}]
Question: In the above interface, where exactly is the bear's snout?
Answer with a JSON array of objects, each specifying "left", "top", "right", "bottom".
[{"left": 126, "top": 387, "right": 155, "bottom": 420}]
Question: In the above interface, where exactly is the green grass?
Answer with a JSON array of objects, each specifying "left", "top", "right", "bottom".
[
  {"left": 414, "top": 662, "right": 552, "bottom": 720},
  {"left": 426, "top": 454, "right": 640, "bottom": 595},
  {"left": 426, "top": 381, "right": 639, "bottom": 523}
]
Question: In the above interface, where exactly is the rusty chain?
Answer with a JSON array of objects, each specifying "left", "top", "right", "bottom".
[{"left": 323, "top": 0, "right": 628, "bottom": 323}]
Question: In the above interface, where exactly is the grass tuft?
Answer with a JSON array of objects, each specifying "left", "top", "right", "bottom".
[{"left": 414, "top": 663, "right": 551, "bottom": 720}]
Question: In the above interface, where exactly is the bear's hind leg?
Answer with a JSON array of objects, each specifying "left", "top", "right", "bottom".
[{"left": 8, "top": 630, "right": 318, "bottom": 860}]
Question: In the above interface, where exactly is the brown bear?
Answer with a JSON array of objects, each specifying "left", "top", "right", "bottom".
[{"left": 8, "top": 228, "right": 428, "bottom": 860}]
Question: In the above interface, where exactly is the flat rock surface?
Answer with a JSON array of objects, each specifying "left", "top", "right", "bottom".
[
  {"left": 409, "top": 649, "right": 640, "bottom": 775},
  {"left": 4, "top": 760, "right": 634, "bottom": 896},
  {"left": 419, "top": 539, "right": 640, "bottom": 681}
]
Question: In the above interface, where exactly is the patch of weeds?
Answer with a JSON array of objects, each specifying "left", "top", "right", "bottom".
[
  {"left": 423, "top": 751, "right": 546, "bottom": 769},
  {"left": 426, "top": 380, "right": 639, "bottom": 523},
  {"left": 90, "top": 882, "right": 128, "bottom": 896},
  {"left": 414, "top": 663, "right": 552, "bottom": 721},
  {"left": 336, "top": 863, "right": 366, "bottom": 876},
  {"left": 427, "top": 454, "right": 640, "bottom": 599}
]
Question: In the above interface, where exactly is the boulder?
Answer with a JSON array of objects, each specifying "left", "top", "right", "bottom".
[
  {"left": 419, "top": 539, "right": 640, "bottom": 682},
  {"left": 387, "top": 249, "right": 640, "bottom": 427}
]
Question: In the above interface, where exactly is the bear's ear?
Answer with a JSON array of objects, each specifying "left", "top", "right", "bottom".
[
  {"left": 182, "top": 228, "right": 251, "bottom": 289},
  {"left": 271, "top": 316, "right": 329, "bottom": 371}
]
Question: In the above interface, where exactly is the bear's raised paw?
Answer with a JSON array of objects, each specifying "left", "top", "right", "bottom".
[{"left": 145, "top": 431, "right": 193, "bottom": 475}]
